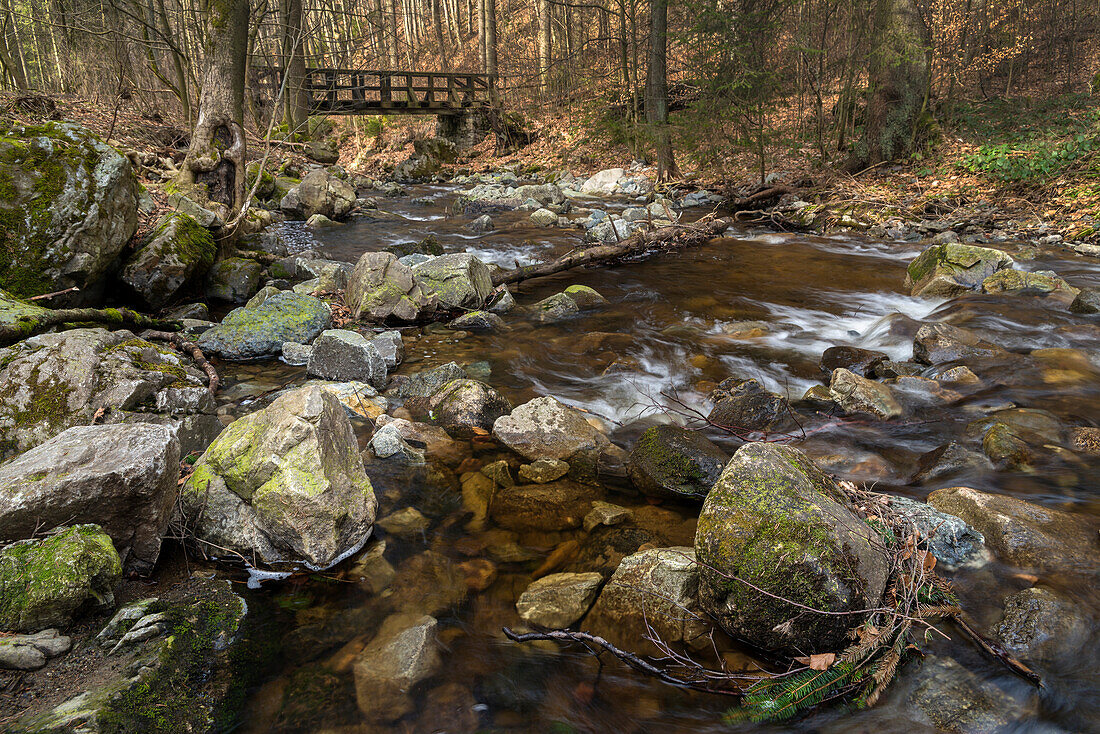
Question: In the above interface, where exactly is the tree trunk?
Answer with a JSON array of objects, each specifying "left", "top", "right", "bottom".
[
  {"left": 181, "top": 0, "right": 249, "bottom": 228},
  {"left": 853, "top": 0, "right": 930, "bottom": 169},
  {"left": 644, "top": 0, "right": 679, "bottom": 180},
  {"left": 281, "top": 0, "right": 310, "bottom": 137},
  {"left": 385, "top": 0, "right": 400, "bottom": 67},
  {"left": 485, "top": 0, "right": 497, "bottom": 76},
  {"left": 537, "top": 0, "right": 551, "bottom": 96},
  {"left": 432, "top": 0, "right": 448, "bottom": 69}
]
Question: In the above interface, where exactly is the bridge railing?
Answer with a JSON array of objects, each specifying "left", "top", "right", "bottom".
[{"left": 257, "top": 68, "right": 497, "bottom": 114}]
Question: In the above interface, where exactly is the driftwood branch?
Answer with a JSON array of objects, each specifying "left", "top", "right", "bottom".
[
  {"left": 140, "top": 330, "right": 220, "bottom": 395},
  {"left": 951, "top": 612, "right": 1043, "bottom": 687},
  {"left": 0, "top": 307, "right": 180, "bottom": 347}
]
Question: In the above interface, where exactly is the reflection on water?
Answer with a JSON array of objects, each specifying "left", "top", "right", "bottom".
[{"left": 228, "top": 183, "right": 1100, "bottom": 733}]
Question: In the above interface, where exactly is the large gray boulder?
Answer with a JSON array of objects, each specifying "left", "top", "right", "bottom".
[
  {"left": 282, "top": 168, "right": 356, "bottom": 220},
  {"left": 0, "top": 328, "right": 215, "bottom": 461},
  {"left": 354, "top": 613, "right": 441, "bottom": 722},
  {"left": 345, "top": 251, "right": 432, "bottom": 321},
  {"left": 307, "top": 329, "right": 387, "bottom": 388},
  {"left": 120, "top": 212, "right": 216, "bottom": 309},
  {"left": 412, "top": 253, "right": 493, "bottom": 311},
  {"left": 492, "top": 396, "right": 611, "bottom": 479},
  {"left": 0, "top": 424, "right": 179, "bottom": 573},
  {"left": 695, "top": 443, "right": 890, "bottom": 656},
  {"left": 179, "top": 385, "right": 376, "bottom": 568},
  {"left": 627, "top": 424, "right": 729, "bottom": 501},
  {"left": 0, "top": 121, "right": 138, "bottom": 305},
  {"left": 197, "top": 291, "right": 332, "bottom": 360},
  {"left": 905, "top": 243, "right": 1015, "bottom": 297},
  {"left": 0, "top": 525, "right": 122, "bottom": 633}
]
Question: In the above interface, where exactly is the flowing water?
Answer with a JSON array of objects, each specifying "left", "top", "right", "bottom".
[{"left": 225, "top": 184, "right": 1100, "bottom": 733}]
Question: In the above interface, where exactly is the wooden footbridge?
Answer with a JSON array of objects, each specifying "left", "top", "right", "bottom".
[{"left": 260, "top": 68, "right": 497, "bottom": 115}]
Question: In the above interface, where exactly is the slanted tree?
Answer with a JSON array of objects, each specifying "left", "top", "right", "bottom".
[
  {"left": 853, "top": 0, "right": 931, "bottom": 169},
  {"left": 645, "top": 0, "right": 680, "bottom": 180},
  {"left": 180, "top": 0, "right": 249, "bottom": 230}
]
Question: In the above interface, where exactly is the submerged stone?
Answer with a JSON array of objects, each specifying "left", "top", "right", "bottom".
[{"left": 517, "top": 572, "right": 603, "bottom": 628}]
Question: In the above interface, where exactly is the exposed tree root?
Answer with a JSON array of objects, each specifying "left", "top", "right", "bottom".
[
  {"left": 0, "top": 307, "right": 180, "bottom": 347},
  {"left": 140, "top": 330, "right": 221, "bottom": 395}
]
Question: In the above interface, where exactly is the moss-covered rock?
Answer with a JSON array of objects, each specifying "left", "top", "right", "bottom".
[
  {"left": 427, "top": 378, "right": 512, "bottom": 439},
  {"left": 345, "top": 251, "right": 432, "bottom": 321},
  {"left": 627, "top": 424, "right": 729, "bottom": 501},
  {"left": 121, "top": 212, "right": 216, "bottom": 309},
  {"left": 0, "top": 121, "right": 138, "bottom": 304},
  {"left": 695, "top": 443, "right": 890, "bottom": 656},
  {"left": 0, "top": 525, "right": 121, "bottom": 633},
  {"left": 196, "top": 291, "right": 332, "bottom": 360},
  {"left": 905, "top": 243, "right": 1015, "bottom": 297},
  {"left": 179, "top": 385, "right": 376, "bottom": 568},
  {"left": 980, "top": 268, "right": 1079, "bottom": 298},
  {"left": 204, "top": 256, "right": 263, "bottom": 303},
  {"left": 411, "top": 253, "right": 493, "bottom": 312},
  {"left": 0, "top": 287, "right": 48, "bottom": 332}
]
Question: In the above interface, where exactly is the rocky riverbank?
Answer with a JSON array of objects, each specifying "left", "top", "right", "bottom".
[{"left": 1, "top": 118, "right": 1098, "bottom": 732}]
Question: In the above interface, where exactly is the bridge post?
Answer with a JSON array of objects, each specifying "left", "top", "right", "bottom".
[{"left": 380, "top": 73, "right": 392, "bottom": 108}]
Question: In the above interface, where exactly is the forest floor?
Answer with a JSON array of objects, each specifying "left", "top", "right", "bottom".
[{"left": 4, "top": 89, "right": 1097, "bottom": 245}]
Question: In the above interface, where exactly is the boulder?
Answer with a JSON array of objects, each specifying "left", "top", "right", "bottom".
[
  {"left": 0, "top": 121, "right": 138, "bottom": 304},
  {"left": 829, "top": 367, "right": 903, "bottom": 419},
  {"left": 370, "top": 424, "right": 426, "bottom": 465},
  {"left": 0, "top": 525, "right": 122, "bottom": 632},
  {"left": 120, "top": 213, "right": 216, "bottom": 309},
  {"left": 489, "top": 479, "right": 603, "bottom": 531},
  {"left": 981, "top": 269, "right": 1079, "bottom": 298},
  {"left": 906, "top": 655, "right": 1026, "bottom": 733},
  {"left": 695, "top": 443, "right": 889, "bottom": 656},
  {"left": 345, "top": 251, "right": 431, "bottom": 321},
  {"left": 374, "top": 415, "right": 467, "bottom": 466},
  {"left": 707, "top": 377, "right": 788, "bottom": 431},
  {"left": 204, "top": 257, "right": 263, "bottom": 303},
  {"left": 516, "top": 572, "right": 603, "bottom": 628},
  {"left": 927, "top": 487, "right": 1099, "bottom": 576},
  {"left": 627, "top": 424, "right": 729, "bottom": 501},
  {"left": 197, "top": 291, "right": 332, "bottom": 360},
  {"left": 529, "top": 207, "right": 558, "bottom": 226},
  {"left": 306, "top": 329, "right": 387, "bottom": 388},
  {"left": 386, "top": 234, "right": 444, "bottom": 259},
  {"left": 579, "top": 168, "right": 626, "bottom": 195},
  {"left": 529, "top": 292, "right": 581, "bottom": 323},
  {"left": 911, "top": 441, "right": 993, "bottom": 484},
  {"left": 284, "top": 168, "right": 356, "bottom": 220},
  {"left": 912, "top": 323, "right": 1005, "bottom": 364},
  {"left": 0, "top": 328, "right": 214, "bottom": 461},
  {"left": 448, "top": 310, "right": 506, "bottom": 332},
  {"left": 354, "top": 614, "right": 441, "bottom": 722},
  {"left": 469, "top": 214, "right": 493, "bottom": 233},
  {"left": 179, "top": 385, "right": 377, "bottom": 568},
  {"left": 886, "top": 495, "right": 986, "bottom": 568},
  {"left": 492, "top": 396, "right": 611, "bottom": 479},
  {"left": 412, "top": 253, "right": 493, "bottom": 311},
  {"left": 371, "top": 330, "right": 404, "bottom": 368},
  {"left": 0, "top": 424, "right": 179, "bottom": 573},
  {"left": 819, "top": 346, "right": 888, "bottom": 377},
  {"left": 394, "top": 361, "right": 467, "bottom": 398},
  {"left": 428, "top": 379, "right": 512, "bottom": 438},
  {"left": 0, "top": 629, "right": 70, "bottom": 670},
  {"left": 583, "top": 547, "right": 707, "bottom": 654},
  {"left": 905, "top": 243, "right": 1015, "bottom": 297},
  {"left": 990, "top": 587, "right": 1091, "bottom": 662},
  {"left": 584, "top": 501, "right": 632, "bottom": 532},
  {"left": 1069, "top": 286, "right": 1100, "bottom": 314},
  {"left": 562, "top": 285, "right": 608, "bottom": 308}
]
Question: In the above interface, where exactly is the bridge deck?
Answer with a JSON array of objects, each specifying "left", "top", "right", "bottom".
[{"left": 260, "top": 68, "right": 496, "bottom": 115}]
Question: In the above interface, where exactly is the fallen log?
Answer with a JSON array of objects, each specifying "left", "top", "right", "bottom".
[
  {"left": 0, "top": 307, "right": 180, "bottom": 347},
  {"left": 141, "top": 330, "right": 220, "bottom": 395},
  {"left": 491, "top": 215, "right": 735, "bottom": 287}
]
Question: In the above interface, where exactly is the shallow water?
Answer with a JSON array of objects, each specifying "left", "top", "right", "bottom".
[{"left": 227, "top": 184, "right": 1100, "bottom": 733}]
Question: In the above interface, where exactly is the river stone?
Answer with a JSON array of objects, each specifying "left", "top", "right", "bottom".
[
  {"left": 197, "top": 291, "right": 332, "bottom": 360},
  {"left": 372, "top": 330, "right": 404, "bottom": 368},
  {"left": 529, "top": 292, "right": 581, "bottom": 323},
  {"left": 0, "top": 424, "right": 179, "bottom": 574},
  {"left": 281, "top": 341, "right": 312, "bottom": 365},
  {"left": 518, "top": 457, "right": 570, "bottom": 483},
  {"left": 695, "top": 443, "right": 890, "bottom": 656},
  {"left": 448, "top": 310, "right": 506, "bottom": 332},
  {"left": 707, "top": 377, "right": 788, "bottom": 432},
  {"left": 0, "top": 525, "right": 122, "bottom": 633},
  {"left": 427, "top": 378, "right": 512, "bottom": 438},
  {"left": 584, "top": 501, "right": 632, "bottom": 532},
  {"left": 204, "top": 257, "right": 263, "bottom": 303},
  {"left": 370, "top": 424, "right": 425, "bottom": 464},
  {"left": 0, "top": 328, "right": 212, "bottom": 461},
  {"left": 489, "top": 479, "right": 603, "bottom": 531},
  {"left": 377, "top": 507, "right": 430, "bottom": 536},
  {"left": 905, "top": 243, "right": 1015, "bottom": 297},
  {"left": 246, "top": 284, "right": 282, "bottom": 309},
  {"left": 306, "top": 329, "right": 387, "bottom": 388},
  {"left": 345, "top": 251, "right": 431, "bottom": 321},
  {"left": 120, "top": 212, "right": 216, "bottom": 309},
  {"left": 990, "top": 587, "right": 1091, "bottom": 662},
  {"left": 516, "top": 572, "right": 603, "bottom": 628},
  {"left": 886, "top": 495, "right": 986, "bottom": 568},
  {"left": 911, "top": 441, "right": 994, "bottom": 484},
  {"left": 354, "top": 613, "right": 441, "bottom": 722},
  {"left": 179, "top": 385, "right": 377, "bottom": 568},
  {"left": 393, "top": 362, "right": 467, "bottom": 398},
  {"left": 563, "top": 284, "right": 608, "bottom": 307},
  {"left": 829, "top": 368, "right": 903, "bottom": 419},
  {"left": 819, "top": 346, "right": 888, "bottom": 377},
  {"left": 469, "top": 214, "right": 493, "bottom": 233},
  {"left": 579, "top": 168, "right": 626, "bottom": 195},
  {"left": 412, "top": 253, "right": 493, "bottom": 310},
  {"left": 627, "top": 424, "right": 729, "bottom": 501},
  {"left": 493, "top": 396, "right": 611, "bottom": 480},
  {"left": 285, "top": 168, "right": 356, "bottom": 220},
  {"left": 374, "top": 415, "right": 468, "bottom": 467},
  {"left": 0, "top": 121, "right": 138, "bottom": 305},
  {"left": 906, "top": 655, "right": 1025, "bottom": 733},
  {"left": 913, "top": 323, "right": 1005, "bottom": 364},
  {"left": 0, "top": 629, "right": 71, "bottom": 670},
  {"left": 488, "top": 285, "right": 516, "bottom": 314},
  {"left": 981, "top": 268, "right": 1079, "bottom": 298},
  {"left": 1069, "top": 286, "right": 1100, "bottom": 314},
  {"left": 530, "top": 207, "right": 557, "bottom": 226},
  {"left": 583, "top": 547, "right": 707, "bottom": 654},
  {"left": 927, "top": 487, "right": 1099, "bottom": 576}
]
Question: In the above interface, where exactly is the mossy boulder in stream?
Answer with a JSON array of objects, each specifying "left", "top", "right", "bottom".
[
  {"left": 179, "top": 385, "right": 376, "bottom": 568},
  {"left": 0, "top": 121, "right": 138, "bottom": 305},
  {"left": 411, "top": 253, "right": 493, "bottom": 311},
  {"left": 427, "top": 378, "right": 512, "bottom": 438},
  {"left": 196, "top": 291, "right": 332, "bottom": 360},
  {"left": 120, "top": 212, "right": 216, "bottom": 309},
  {"left": 695, "top": 443, "right": 890, "bottom": 656},
  {"left": 905, "top": 243, "right": 1015, "bottom": 297},
  {"left": 0, "top": 525, "right": 121, "bottom": 633},
  {"left": 627, "top": 424, "right": 729, "bottom": 501},
  {"left": 345, "top": 251, "right": 432, "bottom": 321}
]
